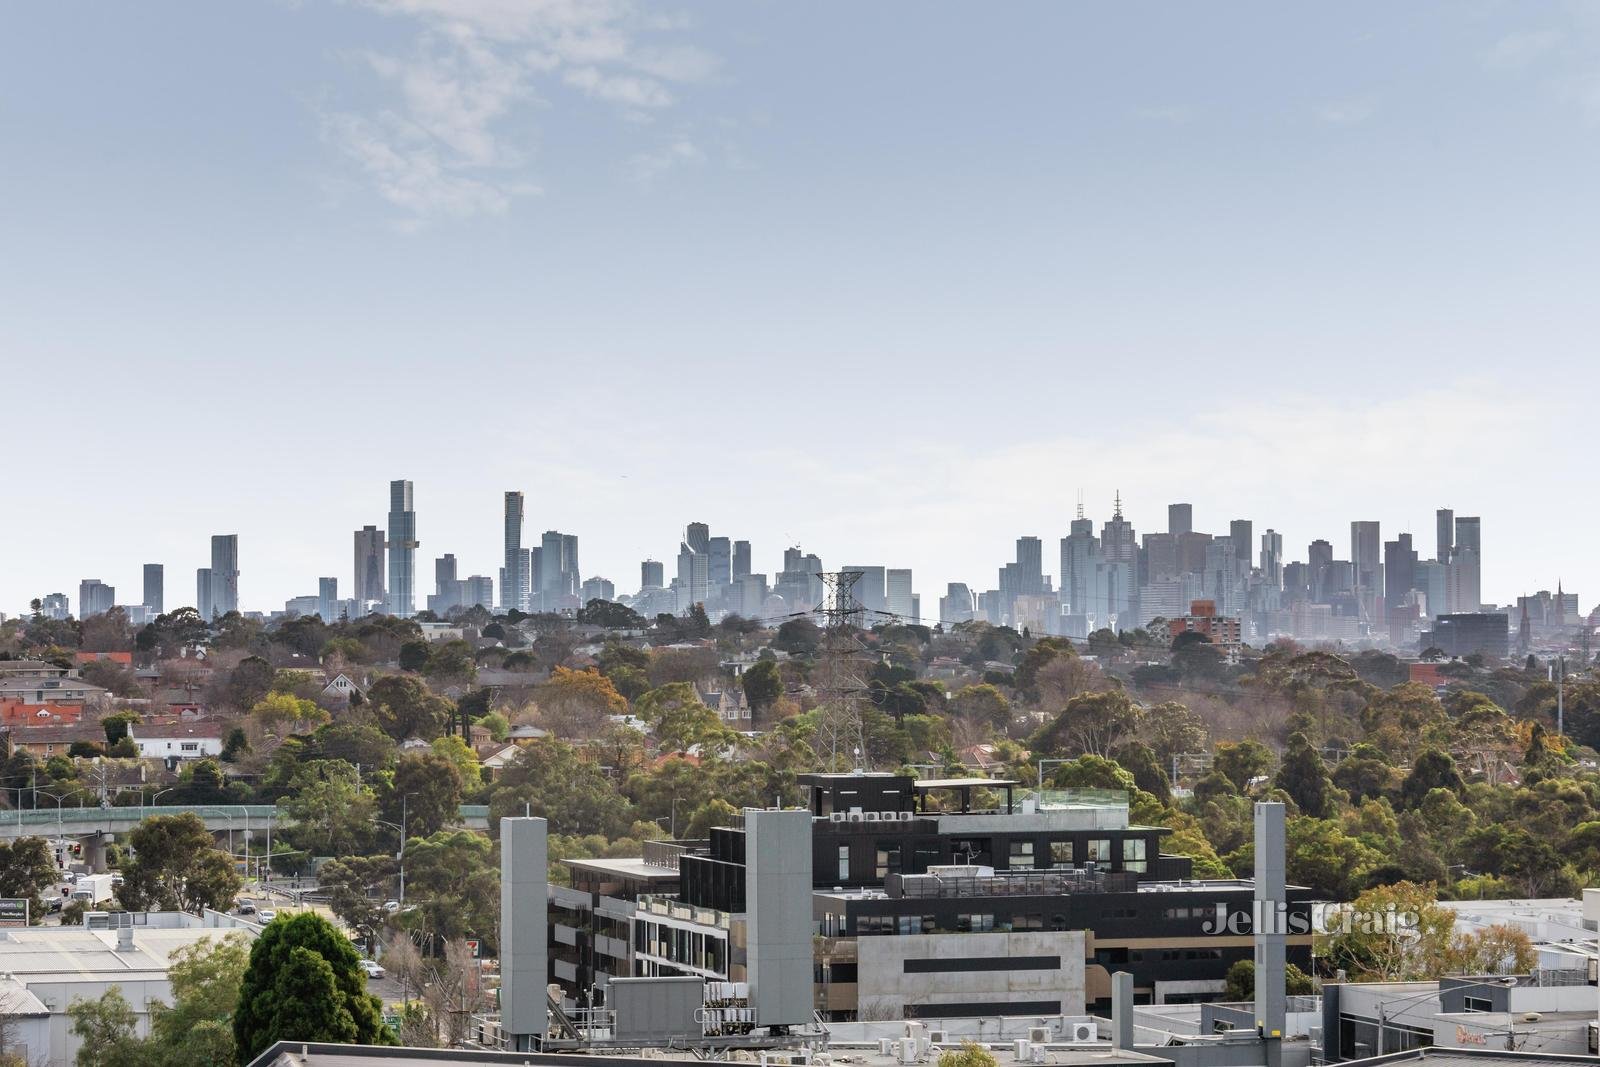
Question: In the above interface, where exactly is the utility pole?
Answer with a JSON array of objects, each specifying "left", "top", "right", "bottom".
[{"left": 1557, "top": 655, "right": 1566, "bottom": 737}]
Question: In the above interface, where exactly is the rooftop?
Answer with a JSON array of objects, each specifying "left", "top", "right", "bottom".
[{"left": 564, "top": 857, "right": 682, "bottom": 882}]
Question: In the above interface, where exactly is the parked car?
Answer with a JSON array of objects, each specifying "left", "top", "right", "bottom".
[
  {"left": 257, "top": 909, "right": 277, "bottom": 922},
  {"left": 382, "top": 900, "right": 401, "bottom": 913},
  {"left": 359, "top": 960, "right": 386, "bottom": 979},
  {"left": 236, "top": 901, "right": 256, "bottom": 915}
]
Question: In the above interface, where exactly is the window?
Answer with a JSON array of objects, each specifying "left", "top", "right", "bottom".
[
  {"left": 1009, "top": 840, "right": 1035, "bottom": 869},
  {"left": 1463, "top": 996, "right": 1493, "bottom": 1013},
  {"left": 838, "top": 845, "right": 850, "bottom": 881},
  {"left": 1050, "top": 841, "right": 1073, "bottom": 867},
  {"left": 876, "top": 845, "right": 901, "bottom": 880},
  {"left": 1123, "top": 838, "right": 1147, "bottom": 873},
  {"left": 1085, "top": 839, "right": 1113, "bottom": 870},
  {"left": 180, "top": 742, "right": 199, "bottom": 753}
]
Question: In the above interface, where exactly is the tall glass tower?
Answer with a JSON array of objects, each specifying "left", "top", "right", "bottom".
[{"left": 386, "top": 480, "right": 417, "bottom": 617}]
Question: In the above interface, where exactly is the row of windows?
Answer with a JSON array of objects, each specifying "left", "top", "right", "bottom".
[
  {"left": 839, "top": 836, "right": 1151, "bottom": 879},
  {"left": 634, "top": 921, "right": 729, "bottom": 974},
  {"left": 827, "top": 912, "right": 1069, "bottom": 936}
]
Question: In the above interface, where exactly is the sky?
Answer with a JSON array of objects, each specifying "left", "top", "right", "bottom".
[{"left": 3, "top": 1, "right": 1599, "bottom": 617}]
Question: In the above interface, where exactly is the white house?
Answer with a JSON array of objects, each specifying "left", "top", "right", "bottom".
[{"left": 126, "top": 722, "right": 225, "bottom": 762}]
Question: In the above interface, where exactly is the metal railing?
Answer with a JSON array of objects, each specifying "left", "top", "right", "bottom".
[{"left": 888, "top": 867, "right": 1104, "bottom": 899}]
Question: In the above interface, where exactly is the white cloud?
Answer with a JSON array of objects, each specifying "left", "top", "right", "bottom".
[
  {"left": 320, "top": 0, "right": 720, "bottom": 223},
  {"left": 1485, "top": 28, "right": 1564, "bottom": 71}
]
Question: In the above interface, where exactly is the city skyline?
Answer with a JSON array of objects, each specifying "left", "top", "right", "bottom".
[{"left": 10, "top": 474, "right": 1576, "bottom": 631}]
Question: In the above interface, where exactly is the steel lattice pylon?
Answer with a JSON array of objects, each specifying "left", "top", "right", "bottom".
[{"left": 812, "top": 571, "right": 872, "bottom": 769}]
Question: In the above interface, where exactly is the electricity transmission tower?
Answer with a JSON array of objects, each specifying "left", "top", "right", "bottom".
[{"left": 813, "top": 571, "right": 872, "bottom": 769}]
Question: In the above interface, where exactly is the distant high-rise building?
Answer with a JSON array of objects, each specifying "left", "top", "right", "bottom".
[
  {"left": 143, "top": 563, "right": 164, "bottom": 615},
  {"left": 386, "top": 480, "right": 418, "bottom": 617},
  {"left": 40, "top": 593, "right": 69, "bottom": 620},
  {"left": 1350, "top": 521, "right": 1382, "bottom": 619},
  {"left": 196, "top": 568, "right": 213, "bottom": 619},
  {"left": 886, "top": 568, "right": 915, "bottom": 622},
  {"left": 775, "top": 548, "right": 824, "bottom": 612},
  {"left": 1060, "top": 517, "right": 1099, "bottom": 616},
  {"left": 1142, "top": 532, "right": 1179, "bottom": 583},
  {"left": 1436, "top": 508, "right": 1455, "bottom": 565},
  {"left": 1168, "top": 503, "right": 1193, "bottom": 536},
  {"left": 847, "top": 565, "right": 888, "bottom": 620},
  {"left": 540, "top": 531, "right": 566, "bottom": 597},
  {"left": 1259, "top": 530, "right": 1283, "bottom": 588},
  {"left": 210, "top": 534, "right": 239, "bottom": 617},
  {"left": 940, "top": 583, "right": 976, "bottom": 625},
  {"left": 685, "top": 523, "right": 710, "bottom": 554},
  {"left": 582, "top": 577, "right": 616, "bottom": 604},
  {"left": 708, "top": 537, "right": 733, "bottom": 589},
  {"left": 1454, "top": 516, "right": 1482, "bottom": 612},
  {"left": 1308, "top": 540, "right": 1333, "bottom": 602},
  {"left": 641, "top": 559, "right": 665, "bottom": 590},
  {"left": 435, "top": 554, "right": 459, "bottom": 613},
  {"left": 1413, "top": 559, "right": 1449, "bottom": 618},
  {"left": 1099, "top": 495, "right": 1138, "bottom": 625},
  {"left": 1229, "top": 520, "right": 1253, "bottom": 568},
  {"left": 1383, "top": 534, "right": 1417, "bottom": 611},
  {"left": 353, "top": 525, "right": 386, "bottom": 608},
  {"left": 732, "top": 541, "right": 752, "bottom": 581},
  {"left": 1014, "top": 537, "right": 1044, "bottom": 596},
  {"left": 78, "top": 579, "right": 115, "bottom": 618},
  {"left": 318, "top": 577, "right": 339, "bottom": 622},
  {"left": 462, "top": 576, "right": 494, "bottom": 610},
  {"left": 503, "top": 491, "right": 526, "bottom": 612}
]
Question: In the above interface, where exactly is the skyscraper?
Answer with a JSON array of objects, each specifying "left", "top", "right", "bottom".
[
  {"left": 1014, "top": 537, "right": 1044, "bottom": 596},
  {"left": 1383, "top": 534, "right": 1416, "bottom": 611},
  {"left": 1435, "top": 508, "right": 1454, "bottom": 565},
  {"left": 685, "top": 522, "right": 710, "bottom": 554},
  {"left": 641, "top": 559, "right": 665, "bottom": 590},
  {"left": 386, "top": 480, "right": 418, "bottom": 617},
  {"left": 1229, "top": 520, "right": 1253, "bottom": 567},
  {"left": 1060, "top": 517, "right": 1099, "bottom": 616},
  {"left": 210, "top": 535, "right": 239, "bottom": 617},
  {"left": 143, "top": 563, "right": 164, "bottom": 615},
  {"left": 1308, "top": 540, "right": 1333, "bottom": 602},
  {"left": 318, "top": 577, "right": 339, "bottom": 622},
  {"left": 1168, "top": 503, "right": 1193, "bottom": 536},
  {"left": 1259, "top": 530, "right": 1283, "bottom": 588},
  {"left": 503, "top": 491, "right": 525, "bottom": 612},
  {"left": 78, "top": 579, "right": 115, "bottom": 618},
  {"left": 196, "top": 569, "right": 213, "bottom": 619},
  {"left": 887, "top": 568, "right": 915, "bottom": 622},
  {"left": 733, "top": 540, "right": 752, "bottom": 581},
  {"left": 708, "top": 537, "right": 732, "bottom": 589},
  {"left": 1454, "top": 516, "right": 1482, "bottom": 612},
  {"left": 1350, "top": 521, "right": 1382, "bottom": 620},
  {"left": 354, "top": 525, "right": 386, "bottom": 607}
]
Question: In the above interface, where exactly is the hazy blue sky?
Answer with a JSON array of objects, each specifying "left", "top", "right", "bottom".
[{"left": 4, "top": 2, "right": 1598, "bottom": 616}]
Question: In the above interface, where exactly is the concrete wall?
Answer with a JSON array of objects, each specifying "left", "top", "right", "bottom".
[
  {"left": 500, "top": 817, "right": 548, "bottom": 1049},
  {"left": 746, "top": 809, "right": 813, "bottom": 1028},
  {"left": 855, "top": 930, "right": 1086, "bottom": 1021}
]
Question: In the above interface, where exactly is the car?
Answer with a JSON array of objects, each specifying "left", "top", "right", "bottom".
[
  {"left": 359, "top": 960, "right": 386, "bottom": 979},
  {"left": 236, "top": 901, "right": 256, "bottom": 915},
  {"left": 257, "top": 909, "right": 277, "bottom": 922},
  {"left": 382, "top": 900, "right": 401, "bottom": 913}
]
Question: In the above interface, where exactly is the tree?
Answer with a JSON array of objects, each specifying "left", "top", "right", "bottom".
[
  {"left": 399, "top": 830, "right": 499, "bottom": 945},
  {"left": 115, "top": 814, "right": 241, "bottom": 914},
  {"left": 1214, "top": 740, "right": 1274, "bottom": 793},
  {"left": 741, "top": 659, "right": 783, "bottom": 717},
  {"left": 146, "top": 933, "right": 252, "bottom": 1067},
  {"left": 1222, "top": 959, "right": 1315, "bottom": 1000},
  {"left": 1398, "top": 749, "right": 1464, "bottom": 808},
  {"left": 234, "top": 912, "right": 394, "bottom": 1061},
  {"left": 222, "top": 657, "right": 276, "bottom": 711},
  {"left": 368, "top": 675, "right": 452, "bottom": 741},
  {"left": 220, "top": 726, "right": 249, "bottom": 763},
  {"left": 422, "top": 640, "right": 477, "bottom": 685},
  {"left": 950, "top": 684, "right": 1013, "bottom": 731},
  {"left": 430, "top": 734, "right": 482, "bottom": 789},
  {"left": 1140, "top": 701, "right": 1208, "bottom": 765},
  {"left": 250, "top": 692, "right": 328, "bottom": 736},
  {"left": 534, "top": 667, "right": 627, "bottom": 737},
  {"left": 1274, "top": 732, "right": 1336, "bottom": 817},
  {"left": 938, "top": 1042, "right": 999, "bottom": 1067},
  {"left": 398, "top": 640, "right": 432, "bottom": 672},
  {"left": 488, "top": 740, "right": 637, "bottom": 838},
  {"left": 280, "top": 761, "right": 378, "bottom": 858},
  {"left": 1323, "top": 881, "right": 1459, "bottom": 980},
  {"left": 386, "top": 751, "right": 463, "bottom": 838},
  {"left": 0, "top": 836, "right": 61, "bottom": 922},
  {"left": 67, "top": 987, "right": 142, "bottom": 1067},
  {"left": 318, "top": 854, "right": 398, "bottom": 938},
  {"left": 101, "top": 711, "right": 139, "bottom": 747},
  {"left": 1032, "top": 690, "right": 1146, "bottom": 758},
  {"left": 771, "top": 618, "right": 821, "bottom": 655},
  {"left": 637, "top": 682, "right": 734, "bottom": 755}
]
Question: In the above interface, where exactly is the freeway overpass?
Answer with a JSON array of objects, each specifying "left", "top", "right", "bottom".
[{"left": 0, "top": 802, "right": 492, "bottom": 842}]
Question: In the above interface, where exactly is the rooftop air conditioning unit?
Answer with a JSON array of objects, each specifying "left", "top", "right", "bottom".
[
  {"left": 880, "top": 1039, "right": 895, "bottom": 1056},
  {"left": 929, "top": 1030, "right": 949, "bottom": 1045},
  {"left": 1030, "top": 1027, "right": 1052, "bottom": 1044},
  {"left": 1030, "top": 1044, "right": 1046, "bottom": 1064},
  {"left": 897, "top": 1039, "right": 919, "bottom": 1065},
  {"left": 849, "top": 812, "right": 865, "bottom": 823},
  {"left": 1069, "top": 1022, "right": 1096, "bottom": 1042},
  {"left": 1014, "top": 1039, "right": 1030, "bottom": 1061},
  {"left": 865, "top": 812, "right": 881, "bottom": 822},
  {"left": 901, "top": 811, "right": 916, "bottom": 821},
  {"left": 830, "top": 813, "right": 847, "bottom": 823}
]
